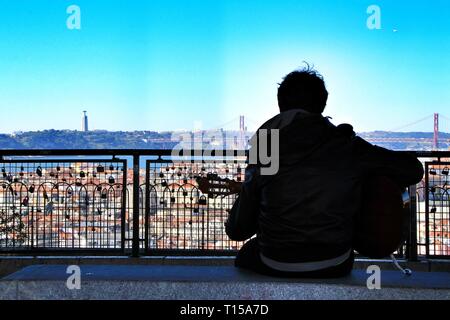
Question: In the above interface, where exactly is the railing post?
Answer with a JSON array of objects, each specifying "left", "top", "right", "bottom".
[
  {"left": 424, "top": 163, "right": 430, "bottom": 258},
  {"left": 120, "top": 159, "right": 127, "bottom": 253},
  {"left": 408, "top": 184, "right": 418, "bottom": 261},
  {"left": 132, "top": 153, "right": 141, "bottom": 257}
]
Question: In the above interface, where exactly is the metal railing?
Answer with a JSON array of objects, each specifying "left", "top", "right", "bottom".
[
  {"left": 0, "top": 149, "right": 449, "bottom": 260},
  {"left": 0, "top": 157, "right": 126, "bottom": 253},
  {"left": 144, "top": 152, "right": 246, "bottom": 256},
  {"left": 422, "top": 161, "right": 450, "bottom": 258}
]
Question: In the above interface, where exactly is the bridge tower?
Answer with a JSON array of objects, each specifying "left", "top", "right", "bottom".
[
  {"left": 434, "top": 113, "right": 439, "bottom": 150},
  {"left": 239, "top": 115, "right": 246, "bottom": 149}
]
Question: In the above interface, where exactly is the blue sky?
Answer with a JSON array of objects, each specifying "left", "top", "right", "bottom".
[{"left": 0, "top": 0, "right": 449, "bottom": 133}]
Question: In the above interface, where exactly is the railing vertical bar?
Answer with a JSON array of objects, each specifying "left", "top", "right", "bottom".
[
  {"left": 132, "top": 154, "right": 141, "bottom": 257},
  {"left": 121, "top": 159, "right": 127, "bottom": 252},
  {"left": 425, "top": 163, "right": 430, "bottom": 258},
  {"left": 31, "top": 206, "right": 34, "bottom": 249},
  {"left": 409, "top": 184, "right": 418, "bottom": 261},
  {"left": 144, "top": 160, "right": 150, "bottom": 254}
]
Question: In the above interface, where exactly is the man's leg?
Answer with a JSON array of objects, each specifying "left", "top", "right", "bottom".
[
  {"left": 303, "top": 251, "right": 355, "bottom": 278},
  {"left": 235, "top": 238, "right": 354, "bottom": 278},
  {"left": 235, "top": 238, "right": 283, "bottom": 277}
]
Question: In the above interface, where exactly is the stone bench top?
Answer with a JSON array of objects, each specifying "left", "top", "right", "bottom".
[
  {"left": 2, "top": 265, "right": 450, "bottom": 300},
  {"left": 3, "top": 264, "right": 450, "bottom": 290}
]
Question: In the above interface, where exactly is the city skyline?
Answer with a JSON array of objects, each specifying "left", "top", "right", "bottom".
[
  {"left": 0, "top": 1, "right": 450, "bottom": 134},
  {"left": 4, "top": 111, "right": 450, "bottom": 136}
]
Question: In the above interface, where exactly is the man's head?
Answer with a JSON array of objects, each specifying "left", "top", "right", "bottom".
[{"left": 277, "top": 64, "right": 328, "bottom": 114}]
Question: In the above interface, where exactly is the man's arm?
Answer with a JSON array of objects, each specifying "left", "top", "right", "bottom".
[
  {"left": 354, "top": 137, "right": 424, "bottom": 188},
  {"left": 225, "top": 166, "right": 260, "bottom": 241}
]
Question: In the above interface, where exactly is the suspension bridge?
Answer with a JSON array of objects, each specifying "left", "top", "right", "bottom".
[
  {"left": 209, "top": 113, "right": 450, "bottom": 151},
  {"left": 363, "top": 113, "right": 450, "bottom": 150}
]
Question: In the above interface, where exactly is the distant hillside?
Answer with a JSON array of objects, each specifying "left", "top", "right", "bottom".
[
  {"left": 0, "top": 130, "right": 448, "bottom": 151},
  {"left": 358, "top": 131, "right": 450, "bottom": 151},
  {"left": 0, "top": 130, "right": 178, "bottom": 150},
  {"left": 359, "top": 131, "right": 450, "bottom": 139}
]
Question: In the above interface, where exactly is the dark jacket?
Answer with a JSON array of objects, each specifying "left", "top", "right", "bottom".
[{"left": 225, "top": 110, "right": 424, "bottom": 263}]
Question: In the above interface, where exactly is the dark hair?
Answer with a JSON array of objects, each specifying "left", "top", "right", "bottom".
[{"left": 277, "top": 63, "right": 328, "bottom": 114}]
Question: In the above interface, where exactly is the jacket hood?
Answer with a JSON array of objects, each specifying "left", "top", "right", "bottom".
[{"left": 250, "top": 109, "right": 337, "bottom": 165}]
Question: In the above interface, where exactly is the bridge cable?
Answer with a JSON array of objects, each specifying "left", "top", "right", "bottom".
[{"left": 390, "top": 114, "right": 434, "bottom": 132}]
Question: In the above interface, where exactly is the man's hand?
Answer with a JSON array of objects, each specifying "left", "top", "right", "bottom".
[{"left": 196, "top": 176, "right": 242, "bottom": 196}]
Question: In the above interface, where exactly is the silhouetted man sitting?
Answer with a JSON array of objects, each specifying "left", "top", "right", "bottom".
[{"left": 225, "top": 65, "right": 424, "bottom": 278}]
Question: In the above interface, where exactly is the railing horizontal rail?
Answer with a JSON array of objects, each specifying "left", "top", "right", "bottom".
[
  {"left": 0, "top": 149, "right": 249, "bottom": 157},
  {"left": 0, "top": 149, "right": 449, "bottom": 157}
]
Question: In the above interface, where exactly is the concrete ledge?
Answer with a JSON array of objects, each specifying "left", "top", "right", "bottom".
[
  {"left": 1, "top": 265, "right": 450, "bottom": 300},
  {"left": 0, "top": 256, "right": 235, "bottom": 278},
  {"left": 2, "top": 255, "right": 447, "bottom": 278}
]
